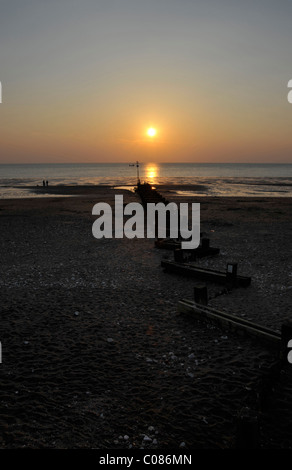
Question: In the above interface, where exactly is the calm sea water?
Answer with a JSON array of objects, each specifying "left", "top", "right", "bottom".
[{"left": 0, "top": 163, "right": 292, "bottom": 198}]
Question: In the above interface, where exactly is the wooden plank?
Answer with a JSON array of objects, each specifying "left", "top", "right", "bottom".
[
  {"left": 161, "top": 260, "right": 251, "bottom": 287},
  {"left": 155, "top": 239, "right": 180, "bottom": 250},
  {"left": 155, "top": 239, "right": 220, "bottom": 258},
  {"left": 177, "top": 299, "right": 281, "bottom": 347}
]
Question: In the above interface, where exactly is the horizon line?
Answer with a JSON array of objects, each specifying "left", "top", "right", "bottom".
[{"left": 0, "top": 162, "right": 291, "bottom": 165}]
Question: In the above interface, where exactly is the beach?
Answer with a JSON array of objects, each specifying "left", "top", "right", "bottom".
[{"left": 0, "top": 185, "right": 292, "bottom": 449}]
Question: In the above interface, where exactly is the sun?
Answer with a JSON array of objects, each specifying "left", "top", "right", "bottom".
[{"left": 147, "top": 127, "right": 157, "bottom": 137}]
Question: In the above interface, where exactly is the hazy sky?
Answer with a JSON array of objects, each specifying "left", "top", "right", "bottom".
[{"left": 0, "top": 0, "right": 292, "bottom": 163}]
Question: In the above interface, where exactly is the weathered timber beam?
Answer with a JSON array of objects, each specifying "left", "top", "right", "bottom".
[
  {"left": 177, "top": 299, "right": 280, "bottom": 348},
  {"left": 161, "top": 260, "right": 251, "bottom": 287},
  {"left": 155, "top": 239, "right": 220, "bottom": 258}
]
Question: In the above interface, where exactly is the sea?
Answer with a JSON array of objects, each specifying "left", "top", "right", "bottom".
[{"left": 0, "top": 162, "right": 292, "bottom": 199}]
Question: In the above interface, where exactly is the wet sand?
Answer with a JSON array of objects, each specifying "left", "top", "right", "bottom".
[{"left": 0, "top": 185, "right": 292, "bottom": 449}]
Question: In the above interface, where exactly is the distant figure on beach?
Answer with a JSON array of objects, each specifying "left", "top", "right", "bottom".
[
  {"left": 43, "top": 180, "right": 45, "bottom": 187},
  {"left": 46, "top": 180, "right": 49, "bottom": 187}
]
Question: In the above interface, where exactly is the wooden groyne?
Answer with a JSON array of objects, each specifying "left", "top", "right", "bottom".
[
  {"left": 155, "top": 237, "right": 220, "bottom": 259},
  {"left": 161, "top": 259, "right": 251, "bottom": 288},
  {"left": 141, "top": 182, "right": 292, "bottom": 447},
  {"left": 136, "top": 185, "right": 221, "bottom": 260},
  {"left": 178, "top": 298, "right": 280, "bottom": 348},
  {"left": 177, "top": 288, "right": 292, "bottom": 446},
  {"left": 135, "top": 182, "right": 168, "bottom": 207}
]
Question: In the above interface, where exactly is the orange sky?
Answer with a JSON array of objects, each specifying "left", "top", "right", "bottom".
[{"left": 1, "top": 1, "right": 292, "bottom": 164}]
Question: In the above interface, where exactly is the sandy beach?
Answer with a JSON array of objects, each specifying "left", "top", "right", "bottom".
[{"left": 0, "top": 185, "right": 292, "bottom": 449}]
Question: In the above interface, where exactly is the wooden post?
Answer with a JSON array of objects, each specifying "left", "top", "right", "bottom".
[
  {"left": 201, "top": 238, "right": 210, "bottom": 249},
  {"left": 235, "top": 407, "right": 259, "bottom": 449},
  {"left": 194, "top": 283, "right": 208, "bottom": 306},
  {"left": 174, "top": 249, "right": 184, "bottom": 263},
  {"left": 226, "top": 262, "right": 238, "bottom": 288}
]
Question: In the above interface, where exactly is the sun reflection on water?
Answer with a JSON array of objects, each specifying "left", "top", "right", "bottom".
[{"left": 144, "top": 163, "right": 159, "bottom": 184}]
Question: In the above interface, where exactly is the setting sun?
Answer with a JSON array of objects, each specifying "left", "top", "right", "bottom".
[{"left": 147, "top": 128, "right": 157, "bottom": 137}]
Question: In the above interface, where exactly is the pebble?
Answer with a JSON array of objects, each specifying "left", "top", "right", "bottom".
[
  {"left": 143, "top": 435, "right": 152, "bottom": 442},
  {"left": 107, "top": 338, "right": 114, "bottom": 343},
  {"left": 2, "top": 198, "right": 288, "bottom": 449},
  {"left": 179, "top": 442, "right": 186, "bottom": 448},
  {"left": 124, "top": 435, "right": 129, "bottom": 440}
]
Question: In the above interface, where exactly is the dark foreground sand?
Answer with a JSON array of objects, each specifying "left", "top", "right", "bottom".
[{"left": 0, "top": 185, "right": 292, "bottom": 449}]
